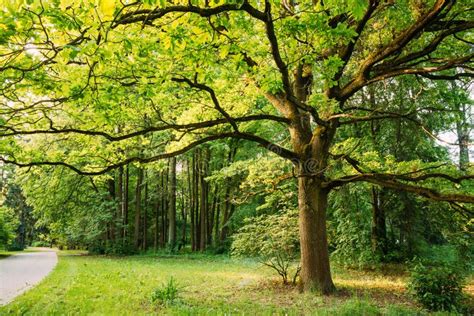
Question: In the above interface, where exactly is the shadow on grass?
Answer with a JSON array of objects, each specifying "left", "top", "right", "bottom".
[{"left": 247, "top": 271, "right": 416, "bottom": 311}]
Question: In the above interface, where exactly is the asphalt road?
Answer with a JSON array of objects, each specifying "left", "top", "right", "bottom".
[{"left": 0, "top": 248, "right": 57, "bottom": 305}]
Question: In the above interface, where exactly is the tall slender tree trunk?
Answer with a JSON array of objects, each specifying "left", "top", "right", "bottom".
[
  {"left": 208, "top": 184, "right": 218, "bottom": 245},
  {"left": 449, "top": 81, "right": 471, "bottom": 170},
  {"left": 371, "top": 186, "right": 387, "bottom": 258},
  {"left": 168, "top": 157, "right": 177, "bottom": 249},
  {"left": 116, "top": 166, "right": 123, "bottom": 240},
  {"left": 458, "top": 129, "right": 470, "bottom": 171},
  {"left": 400, "top": 192, "right": 415, "bottom": 258},
  {"left": 180, "top": 183, "right": 187, "bottom": 249},
  {"left": 160, "top": 169, "right": 168, "bottom": 248},
  {"left": 199, "top": 148, "right": 209, "bottom": 251},
  {"left": 189, "top": 156, "right": 196, "bottom": 251},
  {"left": 219, "top": 145, "right": 236, "bottom": 244},
  {"left": 134, "top": 168, "right": 144, "bottom": 249},
  {"left": 367, "top": 87, "right": 387, "bottom": 258},
  {"left": 214, "top": 197, "right": 220, "bottom": 246},
  {"left": 193, "top": 149, "right": 200, "bottom": 250},
  {"left": 143, "top": 175, "right": 148, "bottom": 251},
  {"left": 154, "top": 180, "right": 160, "bottom": 251},
  {"left": 122, "top": 165, "right": 129, "bottom": 240},
  {"left": 220, "top": 186, "right": 231, "bottom": 243},
  {"left": 107, "top": 178, "right": 116, "bottom": 243}
]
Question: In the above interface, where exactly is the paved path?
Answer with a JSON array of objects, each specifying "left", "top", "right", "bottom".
[{"left": 0, "top": 248, "right": 57, "bottom": 305}]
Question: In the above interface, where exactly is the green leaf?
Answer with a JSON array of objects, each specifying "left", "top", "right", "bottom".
[{"left": 350, "top": 0, "right": 368, "bottom": 20}]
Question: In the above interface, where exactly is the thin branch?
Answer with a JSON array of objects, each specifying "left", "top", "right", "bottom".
[{"left": 171, "top": 77, "right": 239, "bottom": 132}]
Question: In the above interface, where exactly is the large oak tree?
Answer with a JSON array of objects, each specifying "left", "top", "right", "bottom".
[{"left": 0, "top": 0, "right": 473, "bottom": 293}]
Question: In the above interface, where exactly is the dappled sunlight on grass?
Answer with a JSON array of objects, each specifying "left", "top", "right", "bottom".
[
  {"left": 335, "top": 272, "right": 406, "bottom": 293},
  {"left": 331, "top": 265, "right": 415, "bottom": 308}
]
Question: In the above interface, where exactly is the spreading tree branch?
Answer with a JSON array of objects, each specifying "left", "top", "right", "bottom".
[
  {"left": 0, "top": 115, "right": 289, "bottom": 140},
  {"left": 338, "top": 0, "right": 473, "bottom": 100},
  {"left": 325, "top": 173, "right": 474, "bottom": 204},
  {"left": 1, "top": 131, "right": 298, "bottom": 176}
]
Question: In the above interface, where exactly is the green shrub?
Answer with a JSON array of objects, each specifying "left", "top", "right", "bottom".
[
  {"left": 87, "top": 240, "right": 137, "bottom": 256},
  {"left": 6, "top": 241, "right": 25, "bottom": 251},
  {"left": 0, "top": 207, "right": 15, "bottom": 249},
  {"left": 105, "top": 240, "right": 137, "bottom": 256},
  {"left": 31, "top": 240, "right": 50, "bottom": 247},
  {"left": 232, "top": 209, "right": 300, "bottom": 285},
  {"left": 151, "top": 277, "right": 181, "bottom": 306},
  {"left": 408, "top": 261, "right": 464, "bottom": 312},
  {"left": 87, "top": 241, "right": 106, "bottom": 254}
]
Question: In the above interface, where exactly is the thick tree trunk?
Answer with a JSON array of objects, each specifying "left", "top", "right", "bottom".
[
  {"left": 288, "top": 87, "right": 336, "bottom": 293},
  {"left": 168, "top": 157, "right": 177, "bottom": 249},
  {"left": 298, "top": 177, "right": 335, "bottom": 294},
  {"left": 284, "top": 102, "right": 335, "bottom": 293}
]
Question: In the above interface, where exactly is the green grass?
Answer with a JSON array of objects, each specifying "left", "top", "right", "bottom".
[
  {"left": 0, "top": 250, "right": 14, "bottom": 259},
  {"left": 0, "top": 251, "right": 467, "bottom": 315}
]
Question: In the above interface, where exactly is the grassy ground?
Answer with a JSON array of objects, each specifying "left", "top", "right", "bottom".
[
  {"left": 0, "top": 251, "right": 470, "bottom": 315},
  {"left": 0, "top": 250, "right": 13, "bottom": 259}
]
